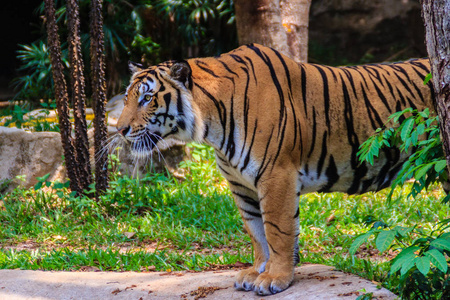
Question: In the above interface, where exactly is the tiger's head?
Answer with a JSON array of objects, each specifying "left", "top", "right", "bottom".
[{"left": 117, "top": 60, "right": 203, "bottom": 157}]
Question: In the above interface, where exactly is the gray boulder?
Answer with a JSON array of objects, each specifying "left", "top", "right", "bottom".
[{"left": 0, "top": 127, "right": 66, "bottom": 192}]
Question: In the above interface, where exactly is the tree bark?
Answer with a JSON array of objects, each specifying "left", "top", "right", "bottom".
[
  {"left": 90, "top": 0, "right": 108, "bottom": 195},
  {"left": 421, "top": 0, "right": 450, "bottom": 170},
  {"left": 234, "top": 0, "right": 290, "bottom": 56},
  {"left": 44, "top": 0, "right": 81, "bottom": 194},
  {"left": 67, "top": 0, "right": 92, "bottom": 192},
  {"left": 280, "top": 0, "right": 311, "bottom": 63}
]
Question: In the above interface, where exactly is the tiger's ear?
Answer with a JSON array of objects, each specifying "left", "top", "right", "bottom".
[
  {"left": 169, "top": 60, "right": 192, "bottom": 89},
  {"left": 128, "top": 61, "right": 144, "bottom": 74}
]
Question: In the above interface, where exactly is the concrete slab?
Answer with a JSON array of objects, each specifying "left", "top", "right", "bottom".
[{"left": 0, "top": 264, "right": 397, "bottom": 300}]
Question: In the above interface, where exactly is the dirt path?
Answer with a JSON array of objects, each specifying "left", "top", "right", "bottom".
[{"left": 0, "top": 264, "right": 396, "bottom": 300}]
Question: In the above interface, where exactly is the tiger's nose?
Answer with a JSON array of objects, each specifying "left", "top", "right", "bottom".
[{"left": 117, "top": 125, "right": 131, "bottom": 136}]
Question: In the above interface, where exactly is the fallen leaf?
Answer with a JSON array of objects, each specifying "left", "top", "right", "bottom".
[
  {"left": 140, "top": 266, "right": 156, "bottom": 272},
  {"left": 181, "top": 286, "right": 226, "bottom": 300},
  {"left": 159, "top": 272, "right": 184, "bottom": 276},
  {"left": 79, "top": 266, "right": 100, "bottom": 272},
  {"left": 125, "top": 285, "right": 137, "bottom": 290},
  {"left": 124, "top": 232, "right": 136, "bottom": 239},
  {"left": 111, "top": 288, "right": 121, "bottom": 295},
  {"left": 338, "top": 291, "right": 360, "bottom": 296},
  {"left": 310, "top": 226, "right": 323, "bottom": 232},
  {"left": 326, "top": 214, "right": 336, "bottom": 225}
]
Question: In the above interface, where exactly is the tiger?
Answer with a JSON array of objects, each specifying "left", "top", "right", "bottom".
[{"left": 116, "top": 43, "right": 434, "bottom": 295}]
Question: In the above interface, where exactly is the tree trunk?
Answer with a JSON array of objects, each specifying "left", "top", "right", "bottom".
[
  {"left": 234, "top": 0, "right": 290, "bottom": 56},
  {"left": 44, "top": 0, "right": 81, "bottom": 194},
  {"left": 421, "top": 0, "right": 450, "bottom": 171},
  {"left": 67, "top": 0, "right": 92, "bottom": 192},
  {"left": 280, "top": 0, "right": 311, "bottom": 63},
  {"left": 90, "top": 0, "right": 109, "bottom": 195}
]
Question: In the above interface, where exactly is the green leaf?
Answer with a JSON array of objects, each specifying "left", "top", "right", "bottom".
[
  {"left": 36, "top": 173, "right": 51, "bottom": 182},
  {"left": 53, "top": 182, "right": 64, "bottom": 189},
  {"left": 356, "top": 293, "right": 374, "bottom": 300},
  {"left": 417, "top": 123, "right": 425, "bottom": 135},
  {"left": 34, "top": 181, "right": 43, "bottom": 190},
  {"left": 390, "top": 246, "right": 419, "bottom": 274},
  {"left": 350, "top": 232, "right": 372, "bottom": 255},
  {"left": 415, "top": 256, "right": 431, "bottom": 276},
  {"left": 395, "top": 226, "right": 413, "bottom": 237},
  {"left": 423, "top": 73, "right": 432, "bottom": 85},
  {"left": 372, "top": 221, "right": 387, "bottom": 230},
  {"left": 424, "top": 249, "right": 448, "bottom": 273},
  {"left": 192, "top": 153, "right": 201, "bottom": 161},
  {"left": 420, "top": 108, "right": 430, "bottom": 118},
  {"left": 376, "top": 230, "right": 396, "bottom": 253},
  {"left": 400, "top": 118, "right": 414, "bottom": 142},
  {"left": 401, "top": 256, "right": 415, "bottom": 276},
  {"left": 413, "top": 237, "right": 428, "bottom": 246},
  {"left": 430, "top": 238, "right": 450, "bottom": 252},
  {"left": 414, "top": 164, "right": 433, "bottom": 180},
  {"left": 410, "top": 129, "right": 419, "bottom": 146},
  {"left": 435, "top": 160, "right": 447, "bottom": 173}
]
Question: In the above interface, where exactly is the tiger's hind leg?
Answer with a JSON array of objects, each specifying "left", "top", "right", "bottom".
[{"left": 228, "top": 183, "right": 270, "bottom": 292}]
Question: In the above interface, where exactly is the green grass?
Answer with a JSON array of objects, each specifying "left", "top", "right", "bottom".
[
  {"left": 0, "top": 248, "right": 253, "bottom": 272},
  {"left": 1, "top": 143, "right": 449, "bottom": 295}
]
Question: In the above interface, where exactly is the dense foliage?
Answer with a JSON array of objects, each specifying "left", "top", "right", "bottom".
[
  {"left": 357, "top": 107, "right": 450, "bottom": 299},
  {"left": 12, "top": 0, "right": 236, "bottom": 105},
  {"left": 0, "top": 102, "right": 60, "bottom": 132},
  {"left": 358, "top": 107, "right": 448, "bottom": 202}
]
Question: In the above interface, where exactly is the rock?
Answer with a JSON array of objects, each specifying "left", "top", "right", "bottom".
[
  {"left": 309, "top": 0, "right": 426, "bottom": 64},
  {"left": 105, "top": 93, "right": 125, "bottom": 127},
  {"left": 0, "top": 127, "right": 66, "bottom": 192}
]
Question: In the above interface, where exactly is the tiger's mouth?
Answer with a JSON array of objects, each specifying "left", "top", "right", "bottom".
[{"left": 127, "top": 131, "right": 163, "bottom": 155}]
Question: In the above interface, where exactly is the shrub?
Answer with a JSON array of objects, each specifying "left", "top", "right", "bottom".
[{"left": 356, "top": 107, "right": 450, "bottom": 298}]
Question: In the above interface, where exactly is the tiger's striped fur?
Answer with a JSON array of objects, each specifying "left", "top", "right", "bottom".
[{"left": 117, "top": 44, "right": 434, "bottom": 295}]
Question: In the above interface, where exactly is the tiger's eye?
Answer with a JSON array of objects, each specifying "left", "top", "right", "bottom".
[{"left": 145, "top": 95, "right": 152, "bottom": 101}]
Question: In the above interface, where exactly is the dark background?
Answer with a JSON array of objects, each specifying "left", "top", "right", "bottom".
[{"left": 0, "top": 0, "right": 42, "bottom": 99}]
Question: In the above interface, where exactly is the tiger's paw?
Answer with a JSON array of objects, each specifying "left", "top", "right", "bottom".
[
  {"left": 252, "top": 271, "right": 293, "bottom": 295},
  {"left": 234, "top": 267, "right": 260, "bottom": 291}
]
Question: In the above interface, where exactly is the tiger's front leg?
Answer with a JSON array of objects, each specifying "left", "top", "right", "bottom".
[
  {"left": 252, "top": 170, "right": 300, "bottom": 295},
  {"left": 228, "top": 182, "right": 270, "bottom": 291}
]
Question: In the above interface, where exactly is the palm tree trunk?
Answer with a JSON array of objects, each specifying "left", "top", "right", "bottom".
[
  {"left": 44, "top": 0, "right": 80, "bottom": 195},
  {"left": 67, "top": 0, "right": 92, "bottom": 192},
  {"left": 90, "top": 0, "right": 109, "bottom": 195}
]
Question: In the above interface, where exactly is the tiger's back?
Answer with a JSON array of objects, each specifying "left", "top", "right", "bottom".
[{"left": 189, "top": 45, "right": 433, "bottom": 195}]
